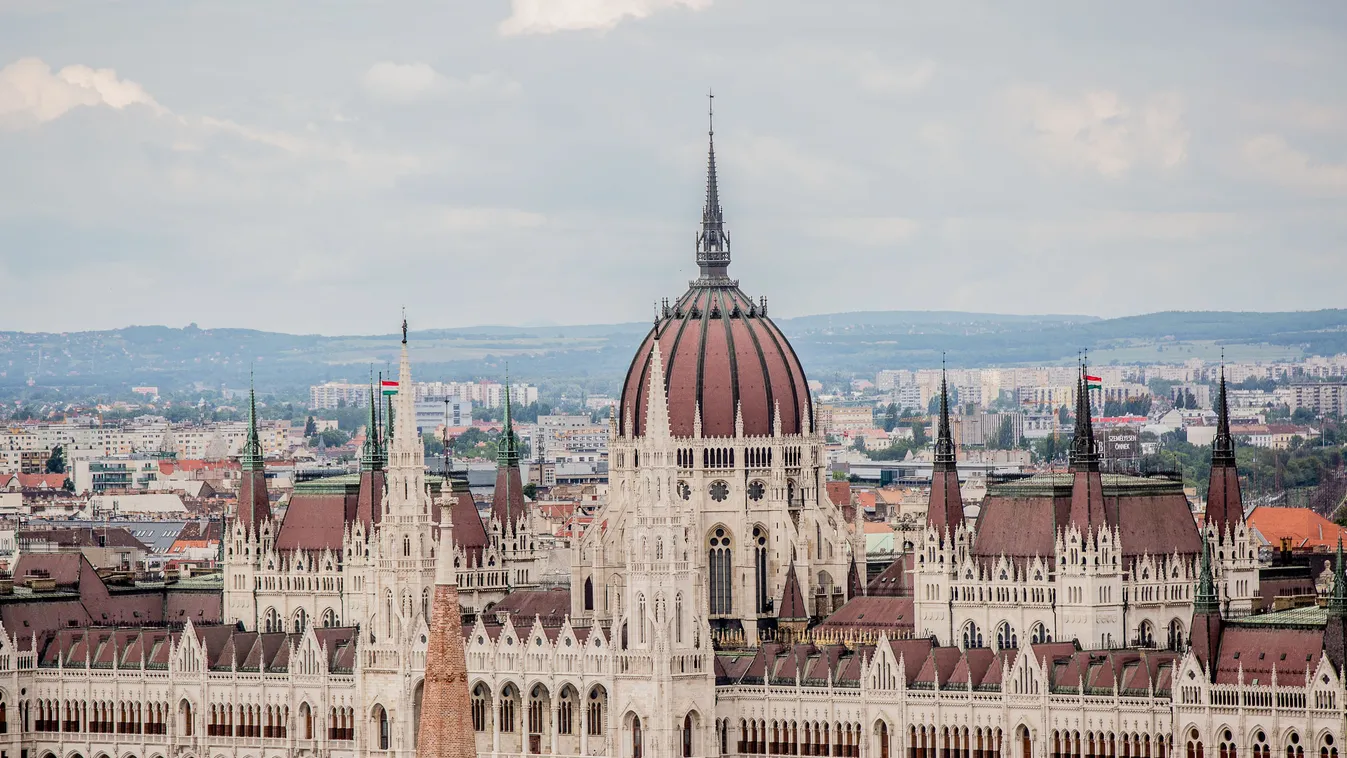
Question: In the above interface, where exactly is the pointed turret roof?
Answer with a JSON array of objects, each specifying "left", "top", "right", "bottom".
[
  {"left": 1206, "top": 365, "right": 1245, "bottom": 532},
  {"left": 235, "top": 378, "right": 271, "bottom": 529},
  {"left": 1190, "top": 536, "right": 1224, "bottom": 672},
  {"left": 846, "top": 552, "right": 864, "bottom": 599},
  {"left": 491, "top": 379, "right": 528, "bottom": 532},
  {"left": 779, "top": 562, "right": 808, "bottom": 621},
  {"left": 418, "top": 515, "right": 476, "bottom": 758},
  {"left": 926, "top": 366, "right": 964, "bottom": 532}
]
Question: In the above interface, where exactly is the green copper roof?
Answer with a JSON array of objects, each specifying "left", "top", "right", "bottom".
[
  {"left": 240, "top": 383, "right": 264, "bottom": 472},
  {"left": 293, "top": 472, "right": 446, "bottom": 496},
  {"left": 1233, "top": 605, "right": 1328, "bottom": 629},
  {"left": 989, "top": 472, "right": 1184, "bottom": 498}
]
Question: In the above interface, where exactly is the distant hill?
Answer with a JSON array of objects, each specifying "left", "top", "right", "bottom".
[{"left": 1, "top": 309, "right": 1343, "bottom": 397}]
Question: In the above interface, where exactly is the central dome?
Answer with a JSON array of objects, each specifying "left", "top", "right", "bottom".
[{"left": 617, "top": 110, "right": 812, "bottom": 439}]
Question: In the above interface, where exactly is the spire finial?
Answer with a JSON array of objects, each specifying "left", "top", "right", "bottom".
[
  {"left": 1069, "top": 354, "right": 1099, "bottom": 471},
  {"left": 401, "top": 307, "right": 408, "bottom": 345},
  {"left": 934, "top": 353, "right": 955, "bottom": 468},
  {"left": 696, "top": 91, "right": 730, "bottom": 280},
  {"left": 1213, "top": 353, "right": 1235, "bottom": 465},
  {"left": 241, "top": 370, "right": 264, "bottom": 472}
]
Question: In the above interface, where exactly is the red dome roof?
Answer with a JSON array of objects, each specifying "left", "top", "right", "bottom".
[
  {"left": 619, "top": 285, "right": 812, "bottom": 439},
  {"left": 619, "top": 105, "right": 812, "bottom": 439}
]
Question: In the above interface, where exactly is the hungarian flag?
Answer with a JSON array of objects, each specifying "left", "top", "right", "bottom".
[
  {"left": 1084, "top": 374, "right": 1103, "bottom": 390},
  {"left": 381, "top": 380, "right": 399, "bottom": 396}
]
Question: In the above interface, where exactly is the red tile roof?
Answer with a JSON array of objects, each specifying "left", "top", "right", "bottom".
[{"left": 1248, "top": 506, "right": 1347, "bottom": 550}]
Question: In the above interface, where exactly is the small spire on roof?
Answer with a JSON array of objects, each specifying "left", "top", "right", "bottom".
[{"left": 1195, "top": 536, "right": 1220, "bottom": 615}]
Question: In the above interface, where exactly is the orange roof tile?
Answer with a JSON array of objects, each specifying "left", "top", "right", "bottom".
[{"left": 1248, "top": 506, "right": 1347, "bottom": 550}]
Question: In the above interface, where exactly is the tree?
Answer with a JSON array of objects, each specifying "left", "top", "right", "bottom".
[
  {"left": 992, "top": 417, "right": 1014, "bottom": 449},
  {"left": 910, "top": 420, "right": 929, "bottom": 448},
  {"left": 1033, "top": 435, "right": 1060, "bottom": 463},
  {"left": 61, "top": 476, "right": 74, "bottom": 492},
  {"left": 304, "top": 415, "right": 318, "bottom": 437},
  {"left": 882, "top": 403, "right": 898, "bottom": 433},
  {"left": 317, "top": 428, "right": 350, "bottom": 447},
  {"left": 522, "top": 482, "right": 537, "bottom": 500},
  {"left": 1058, "top": 405, "right": 1071, "bottom": 425},
  {"left": 45, "top": 445, "right": 65, "bottom": 474},
  {"left": 1292, "top": 407, "right": 1317, "bottom": 424}
]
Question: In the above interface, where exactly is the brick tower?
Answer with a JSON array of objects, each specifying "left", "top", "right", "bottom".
[{"left": 417, "top": 516, "right": 477, "bottom": 758}]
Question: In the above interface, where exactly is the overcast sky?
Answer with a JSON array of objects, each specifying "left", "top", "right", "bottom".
[{"left": 1, "top": 0, "right": 1344, "bottom": 334}]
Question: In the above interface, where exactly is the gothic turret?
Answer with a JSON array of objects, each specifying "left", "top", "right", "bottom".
[
  {"left": 356, "top": 382, "right": 386, "bottom": 528},
  {"left": 1068, "top": 364, "right": 1107, "bottom": 533},
  {"left": 1205, "top": 366, "right": 1244, "bottom": 533},
  {"left": 1190, "top": 538, "right": 1223, "bottom": 673},
  {"left": 236, "top": 381, "right": 271, "bottom": 530},
  {"left": 926, "top": 367, "right": 964, "bottom": 534},
  {"left": 490, "top": 381, "right": 527, "bottom": 532},
  {"left": 1325, "top": 540, "right": 1347, "bottom": 674}
]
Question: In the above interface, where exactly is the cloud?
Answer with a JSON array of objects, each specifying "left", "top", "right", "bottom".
[
  {"left": 0, "top": 57, "right": 164, "bottom": 129},
  {"left": 1004, "top": 86, "right": 1188, "bottom": 177},
  {"left": 1242, "top": 134, "right": 1347, "bottom": 194},
  {"left": 499, "top": 0, "right": 712, "bottom": 36},
  {"left": 813, "top": 216, "right": 919, "bottom": 247},
  {"left": 853, "top": 56, "right": 935, "bottom": 96},
  {"left": 360, "top": 62, "right": 520, "bottom": 103}
]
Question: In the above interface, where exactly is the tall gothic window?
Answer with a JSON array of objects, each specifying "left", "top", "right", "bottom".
[
  {"left": 709, "top": 528, "right": 733, "bottom": 616},
  {"left": 584, "top": 577, "right": 594, "bottom": 611},
  {"left": 753, "top": 526, "right": 769, "bottom": 614}
]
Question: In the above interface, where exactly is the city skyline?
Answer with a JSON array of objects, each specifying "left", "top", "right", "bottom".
[{"left": 1, "top": 1, "right": 1345, "bottom": 334}]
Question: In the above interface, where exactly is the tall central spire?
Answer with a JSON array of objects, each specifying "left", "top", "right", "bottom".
[
  {"left": 696, "top": 91, "right": 731, "bottom": 282},
  {"left": 1212, "top": 365, "right": 1235, "bottom": 465},
  {"left": 934, "top": 363, "right": 956, "bottom": 469},
  {"left": 1069, "top": 361, "right": 1099, "bottom": 472}
]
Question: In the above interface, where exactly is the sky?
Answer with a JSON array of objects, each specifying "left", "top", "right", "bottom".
[{"left": 0, "top": 0, "right": 1344, "bottom": 334}]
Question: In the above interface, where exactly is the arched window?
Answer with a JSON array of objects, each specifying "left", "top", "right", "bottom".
[
  {"left": 500, "top": 686, "right": 517, "bottom": 733},
  {"left": 996, "top": 622, "right": 1018, "bottom": 651},
  {"left": 471, "top": 685, "right": 489, "bottom": 733},
  {"left": 1188, "top": 728, "right": 1204, "bottom": 758},
  {"left": 753, "top": 526, "right": 769, "bottom": 614},
  {"left": 1169, "top": 619, "right": 1186, "bottom": 651},
  {"left": 422, "top": 588, "right": 431, "bottom": 620},
  {"left": 878, "top": 722, "right": 890, "bottom": 758},
  {"left": 584, "top": 577, "right": 595, "bottom": 611},
  {"left": 376, "top": 705, "right": 390, "bottom": 750},
  {"left": 1253, "top": 731, "right": 1270, "bottom": 758},
  {"left": 1218, "top": 729, "right": 1237, "bottom": 758},
  {"left": 638, "top": 594, "right": 648, "bottom": 644},
  {"left": 263, "top": 607, "right": 279, "bottom": 633},
  {"left": 587, "top": 687, "right": 605, "bottom": 737},
  {"left": 684, "top": 714, "right": 694, "bottom": 758},
  {"left": 1030, "top": 623, "right": 1051, "bottom": 644},
  {"left": 294, "top": 607, "right": 308, "bottom": 632},
  {"left": 301, "top": 703, "right": 313, "bottom": 740},
  {"left": 1319, "top": 733, "right": 1337, "bottom": 758},
  {"left": 633, "top": 715, "right": 644, "bottom": 758},
  {"left": 558, "top": 688, "right": 575, "bottom": 736},
  {"left": 961, "top": 622, "right": 983, "bottom": 650},
  {"left": 1138, "top": 621, "right": 1155, "bottom": 648},
  {"left": 322, "top": 608, "right": 338, "bottom": 628},
  {"left": 1287, "top": 732, "right": 1304, "bottom": 758},
  {"left": 708, "top": 528, "right": 733, "bottom": 616},
  {"left": 675, "top": 593, "right": 684, "bottom": 644}
]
